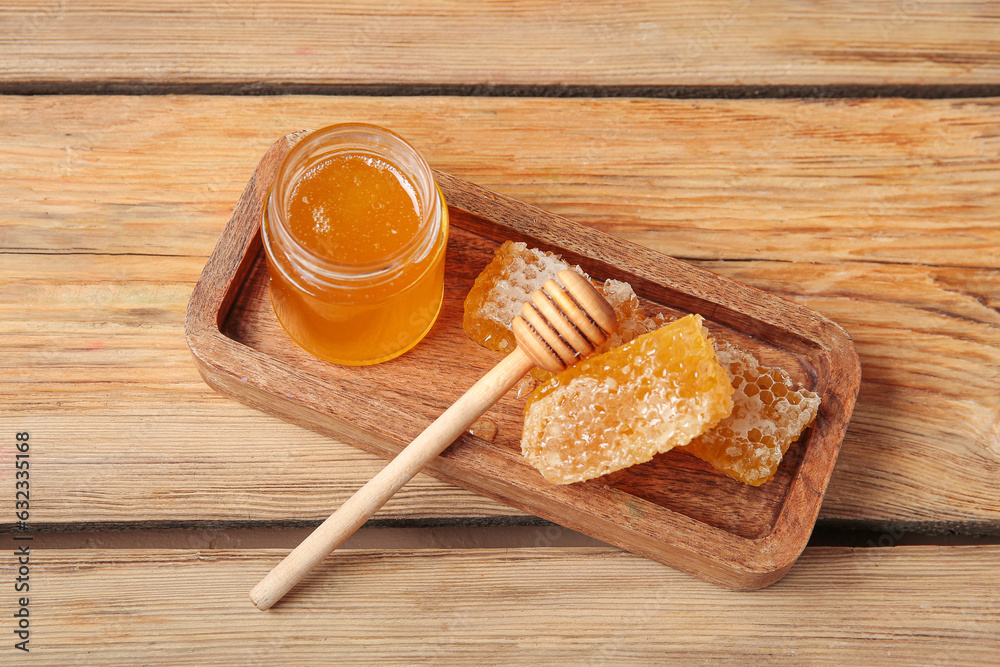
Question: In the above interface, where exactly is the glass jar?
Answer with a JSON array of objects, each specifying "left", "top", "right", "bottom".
[{"left": 262, "top": 123, "right": 449, "bottom": 365}]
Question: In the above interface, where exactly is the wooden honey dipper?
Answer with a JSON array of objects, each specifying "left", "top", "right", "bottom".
[{"left": 250, "top": 270, "right": 618, "bottom": 610}]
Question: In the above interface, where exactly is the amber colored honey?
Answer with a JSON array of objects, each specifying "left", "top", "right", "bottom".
[
  {"left": 521, "top": 315, "right": 735, "bottom": 485},
  {"left": 680, "top": 340, "right": 820, "bottom": 486},
  {"left": 263, "top": 126, "right": 448, "bottom": 366},
  {"left": 286, "top": 155, "right": 422, "bottom": 265}
]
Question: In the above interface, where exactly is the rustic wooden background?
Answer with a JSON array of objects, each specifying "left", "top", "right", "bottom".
[{"left": 1, "top": 1, "right": 999, "bottom": 663}]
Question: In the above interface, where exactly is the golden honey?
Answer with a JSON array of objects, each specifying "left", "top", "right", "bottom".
[
  {"left": 522, "top": 315, "right": 735, "bottom": 485},
  {"left": 262, "top": 124, "right": 448, "bottom": 365},
  {"left": 680, "top": 341, "right": 820, "bottom": 486}
]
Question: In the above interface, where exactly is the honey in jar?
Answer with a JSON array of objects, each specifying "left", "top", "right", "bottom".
[{"left": 262, "top": 124, "right": 449, "bottom": 365}]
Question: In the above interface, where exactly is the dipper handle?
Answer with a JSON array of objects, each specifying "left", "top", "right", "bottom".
[{"left": 250, "top": 270, "right": 617, "bottom": 610}]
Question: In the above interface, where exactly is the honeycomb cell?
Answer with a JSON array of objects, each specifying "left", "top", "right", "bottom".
[
  {"left": 521, "top": 315, "right": 734, "bottom": 485},
  {"left": 679, "top": 341, "right": 821, "bottom": 486}
]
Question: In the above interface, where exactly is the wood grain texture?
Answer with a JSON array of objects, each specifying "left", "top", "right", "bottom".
[
  {"left": 0, "top": 546, "right": 997, "bottom": 664},
  {"left": 2, "top": 1, "right": 1000, "bottom": 88},
  {"left": 2, "top": 96, "right": 998, "bottom": 267},
  {"left": 1, "top": 95, "right": 999, "bottom": 532}
]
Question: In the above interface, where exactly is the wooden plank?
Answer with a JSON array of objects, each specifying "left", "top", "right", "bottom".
[
  {"left": 1, "top": 1, "right": 1000, "bottom": 88},
  {"left": 0, "top": 546, "right": 997, "bottom": 663},
  {"left": 3, "top": 253, "right": 995, "bottom": 528},
  {"left": 1, "top": 96, "right": 999, "bottom": 531},
  {"left": 2, "top": 96, "right": 997, "bottom": 267},
  {"left": 0, "top": 250, "right": 520, "bottom": 524}
]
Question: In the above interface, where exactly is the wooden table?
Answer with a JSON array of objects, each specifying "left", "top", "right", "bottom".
[{"left": 2, "top": 2, "right": 999, "bottom": 663}]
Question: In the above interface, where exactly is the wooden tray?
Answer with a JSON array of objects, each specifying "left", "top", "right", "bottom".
[{"left": 186, "top": 132, "right": 860, "bottom": 590}]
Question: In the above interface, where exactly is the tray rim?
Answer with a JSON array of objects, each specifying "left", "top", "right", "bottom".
[{"left": 186, "top": 133, "right": 861, "bottom": 589}]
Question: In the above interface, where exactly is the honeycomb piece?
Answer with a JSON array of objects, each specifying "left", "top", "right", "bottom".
[
  {"left": 463, "top": 241, "right": 577, "bottom": 354},
  {"left": 463, "top": 241, "right": 673, "bottom": 365},
  {"left": 680, "top": 341, "right": 821, "bottom": 486},
  {"left": 521, "top": 315, "right": 734, "bottom": 485}
]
